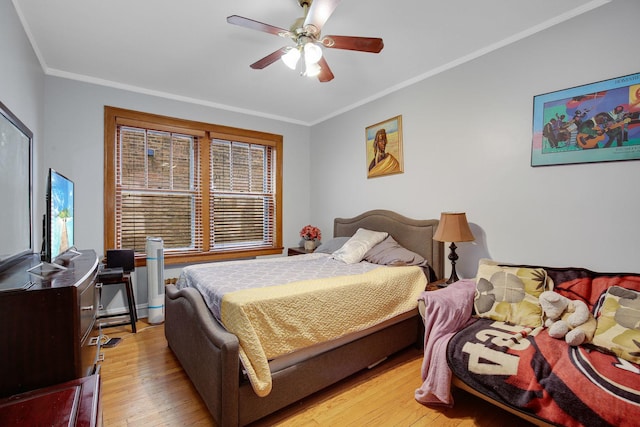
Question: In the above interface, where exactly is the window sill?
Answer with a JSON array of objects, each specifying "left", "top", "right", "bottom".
[{"left": 132, "top": 247, "right": 285, "bottom": 267}]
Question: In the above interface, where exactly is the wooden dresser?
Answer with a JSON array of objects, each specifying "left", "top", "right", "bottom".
[{"left": 0, "top": 250, "right": 101, "bottom": 398}]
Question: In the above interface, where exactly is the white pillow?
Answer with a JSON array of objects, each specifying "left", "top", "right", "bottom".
[{"left": 331, "top": 228, "right": 388, "bottom": 264}]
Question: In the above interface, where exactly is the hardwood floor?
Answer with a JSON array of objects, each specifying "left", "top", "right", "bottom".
[{"left": 99, "top": 320, "right": 533, "bottom": 426}]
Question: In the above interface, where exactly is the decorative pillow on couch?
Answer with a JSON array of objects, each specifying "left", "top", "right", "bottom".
[
  {"left": 591, "top": 286, "right": 640, "bottom": 364},
  {"left": 474, "top": 262, "right": 550, "bottom": 327},
  {"left": 550, "top": 272, "right": 640, "bottom": 312}
]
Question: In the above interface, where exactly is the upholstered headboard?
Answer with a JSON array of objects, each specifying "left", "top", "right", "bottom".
[{"left": 334, "top": 209, "right": 444, "bottom": 280}]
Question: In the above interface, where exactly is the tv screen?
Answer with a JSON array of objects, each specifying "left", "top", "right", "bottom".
[{"left": 46, "top": 168, "right": 75, "bottom": 263}]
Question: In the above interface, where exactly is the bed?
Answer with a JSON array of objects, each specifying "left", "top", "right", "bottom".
[{"left": 165, "top": 210, "right": 444, "bottom": 426}]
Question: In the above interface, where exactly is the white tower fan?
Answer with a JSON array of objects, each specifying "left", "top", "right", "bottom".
[{"left": 146, "top": 237, "right": 164, "bottom": 324}]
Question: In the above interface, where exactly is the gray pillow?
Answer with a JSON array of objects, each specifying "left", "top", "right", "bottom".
[
  {"left": 314, "top": 237, "right": 350, "bottom": 254},
  {"left": 363, "top": 235, "right": 426, "bottom": 266}
]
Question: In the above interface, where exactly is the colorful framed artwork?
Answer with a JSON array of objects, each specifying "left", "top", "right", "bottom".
[
  {"left": 366, "top": 115, "right": 404, "bottom": 178},
  {"left": 532, "top": 72, "right": 640, "bottom": 166}
]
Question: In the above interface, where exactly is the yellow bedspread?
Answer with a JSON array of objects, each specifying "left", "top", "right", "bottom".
[{"left": 220, "top": 265, "right": 426, "bottom": 397}]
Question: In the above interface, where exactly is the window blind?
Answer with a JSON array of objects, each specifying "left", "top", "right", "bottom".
[
  {"left": 116, "top": 126, "right": 202, "bottom": 254},
  {"left": 210, "top": 140, "right": 275, "bottom": 249},
  {"left": 104, "top": 106, "right": 282, "bottom": 264}
]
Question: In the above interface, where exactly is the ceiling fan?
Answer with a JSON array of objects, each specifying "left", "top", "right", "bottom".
[{"left": 227, "top": 0, "right": 384, "bottom": 82}]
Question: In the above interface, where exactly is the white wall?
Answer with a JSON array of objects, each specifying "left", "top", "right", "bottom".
[
  {"left": 3, "top": 0, "right": 311, "bottom": 312},
  {"left": 42, "top": 77, "right": 311, "bottom": 310},
  {"left": 43, "top": 78, "right": 311, "bottom": 255},
  {"left": 5, "top": 0, "right": 640, "bottom": 314},
  {"left": 309, "top": 0, "right": 640, "bottom": 277},
  {"left": 0, "top": 0, "right": 45, "bottom": 248}
]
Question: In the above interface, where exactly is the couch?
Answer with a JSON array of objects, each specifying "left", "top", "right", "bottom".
[{"left": 417, "top": 259, "right": 640, "bottom": 427}]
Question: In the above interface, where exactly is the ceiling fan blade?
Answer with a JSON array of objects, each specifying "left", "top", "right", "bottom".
[
  {"left": 227, "top": 15, "right": 289, "bottom": 37},
  {"left": 317, "top": 57, "right": 334, "bottom": 82},
  {"left": 250, "top": 47, "right": 289, "bottom": 69},
  {"left": 322, "top": 35, "right": 384, "bottom": 53},
  {"left": 304, "top": 0, "right": 342, "bottom": 32}
]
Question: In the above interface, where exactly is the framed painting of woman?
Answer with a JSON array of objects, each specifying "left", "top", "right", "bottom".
[{"left": 365, "top": 115, "right": 404, "bottom": 178}]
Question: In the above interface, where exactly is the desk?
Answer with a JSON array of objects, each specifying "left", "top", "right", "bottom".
[{"left": 97, "top": 271, "right": 137, "bottom": 333}]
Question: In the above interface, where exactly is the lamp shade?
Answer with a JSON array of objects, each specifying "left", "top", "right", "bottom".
[
  {"left": 304, "top": 61, "right": 321, "bottom": 77},
  {"left": 433, "top": 212, "right": 474, "bottom": 243},
  {"left": 282, "top": 47, "right": 300, "bottom": 70},
  {"left": 304, "top": 42, "right": 322, "bottom": 65}
]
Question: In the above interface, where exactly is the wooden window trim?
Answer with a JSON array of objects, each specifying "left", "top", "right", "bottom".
[{"left": 104, "top": 106, "right": 283, "bottom": 266}]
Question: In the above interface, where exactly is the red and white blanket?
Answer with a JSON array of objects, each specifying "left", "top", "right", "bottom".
[
  {"left": 447, "top": 265, "right": 640, "bottom": 427},
  {"left": 448, "top": 318, "right": 640, "bottom": 426}
]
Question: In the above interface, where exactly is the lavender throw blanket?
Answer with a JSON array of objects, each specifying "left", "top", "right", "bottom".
[{"left": 415, "top": 279, "right": 476, "bottom": 407}]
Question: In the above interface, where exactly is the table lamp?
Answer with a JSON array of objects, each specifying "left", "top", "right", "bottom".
[{"left": 433, "top": 212, "right": 475, "bottom": 285}]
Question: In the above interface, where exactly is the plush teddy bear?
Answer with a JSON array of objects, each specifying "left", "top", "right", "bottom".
[{"left": 539, "top": 290, "right": 597, "bottom": 346}]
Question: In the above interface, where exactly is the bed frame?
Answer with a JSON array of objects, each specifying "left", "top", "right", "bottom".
[
  {"left": 451, "top": 377, "right": 553, "bottom": 427},
  {"left": 165, "top": 210, "right": 444, "bottom": 426}
]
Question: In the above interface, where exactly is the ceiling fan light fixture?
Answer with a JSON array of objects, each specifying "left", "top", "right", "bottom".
[
  {"left": 229, "top": 0, "right": 382, "bottom": 82},
  {"left": 303, "top": 41, "right": 322, "bottom": 65},
  {"left": 304, "top": 61, "right": 321, "bottom": 77},
  {"left": 282, "top": 47, "right": 300, "bottom": 70}
]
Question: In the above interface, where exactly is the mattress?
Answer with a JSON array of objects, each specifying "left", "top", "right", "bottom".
[{"left": 176, "top": 253, "right": 380, "bottom": 321}]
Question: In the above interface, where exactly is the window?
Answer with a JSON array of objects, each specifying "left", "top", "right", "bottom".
[{"left": 104, "top": 107, "right": 283, "bottom": 265}]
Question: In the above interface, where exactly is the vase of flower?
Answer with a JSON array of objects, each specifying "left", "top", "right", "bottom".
[{"left": 300, "top": 224, "right": 321, "bottom": 252}]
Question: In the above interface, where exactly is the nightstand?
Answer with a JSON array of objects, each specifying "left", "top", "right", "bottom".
[
  {"left": 426, "top": 278, "right": 448, "bottom": 291},
  {"left": 287, "top": 247, "right": 314, "bottom": 256}
]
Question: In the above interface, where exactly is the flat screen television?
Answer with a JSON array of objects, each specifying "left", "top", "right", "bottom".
[
  {"left": 45, "top": 168, "right": 76, "bottom": 262},
  {"left": 28, "top": 168, "right": 78, "bottom": 276}
]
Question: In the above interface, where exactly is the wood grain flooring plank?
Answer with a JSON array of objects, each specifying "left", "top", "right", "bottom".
[{"left": 99, "top": 320, "right": 533, "bottom": 426}]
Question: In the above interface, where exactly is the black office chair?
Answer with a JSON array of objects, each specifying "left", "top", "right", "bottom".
[{"left": 98, "top": 249, "right": 137, "bottom": 333}]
